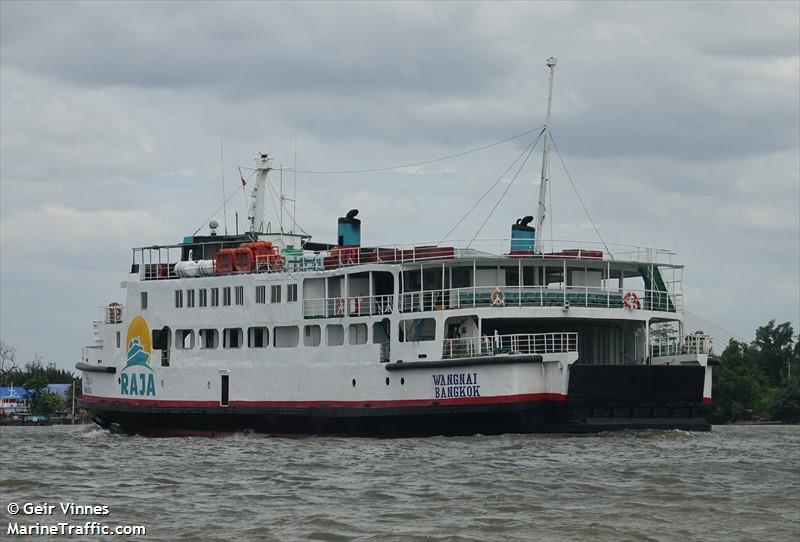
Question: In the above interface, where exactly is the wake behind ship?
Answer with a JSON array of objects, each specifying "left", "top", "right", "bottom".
[{"left": 77, "top": 59, "right": 714, "bottom": 436}]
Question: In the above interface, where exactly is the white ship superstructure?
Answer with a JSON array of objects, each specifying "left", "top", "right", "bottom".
[{"left": 78, "top": 60, "right": 714, "bottom": 436}]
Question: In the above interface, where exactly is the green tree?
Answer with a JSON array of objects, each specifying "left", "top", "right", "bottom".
[
  {"left": 772, "top": 380, "right": 800, "bottom": 423},
  {"left": 754, "top": 320, "right": 795, "bottom": 385},
  {"left": 23, "top": 371, "right": 48, "bottom": 411},
  {"left": 712, "top": 339, "right": 772, "bottom": 422},
  {"left": 33, "top": 391, "right": 66, "bottom": 416}
]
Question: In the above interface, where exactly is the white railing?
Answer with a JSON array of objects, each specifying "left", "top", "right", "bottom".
[
  {"left": 400, "top": 286, "right": 681, "bottom": 313},
  {"left": 303, "top": 294, "right": 394, "bottom": 319},
  {"left": 442, "top": 332, "right": 578, "bottom": 359},
  {"left": 303, "top": 284, "right": 681, "bottom": 319},
  {"left": 134, "top": 237, "right": 678, "bottom": 281},
  {"left": 100, "top": 304, "right": 124, "bottom": 324},
  {"left": 650, "top": 333, "right": 712, "bottom": 357}
]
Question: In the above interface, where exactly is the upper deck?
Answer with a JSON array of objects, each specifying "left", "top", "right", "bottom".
[
  {"left": 131, "top": 236, "right": 681, "bottom": 278},
  {"left": 127, "top": 233, "right": 684, "bottom": 320}
]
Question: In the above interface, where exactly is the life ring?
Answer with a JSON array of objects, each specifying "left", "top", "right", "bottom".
[
  {"left": 623, "top": 290, "right": 640, "bottom": 309},
  {"left": 490, "top": 288, "right": 506, "bottom": 307}
]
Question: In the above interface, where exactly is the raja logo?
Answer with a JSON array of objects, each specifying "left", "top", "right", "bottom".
[{"left": 121, "top": 316, "right": 156, "bottom": 397}]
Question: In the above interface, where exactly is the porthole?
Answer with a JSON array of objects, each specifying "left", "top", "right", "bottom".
[
  {"left": 352, "top": 378, "right": 356, "bottom": 387},
  {"left": 207, "top": 381, "right": 211, "bottom": 390},
  {"left": 385, "top": 377, "right": 390, "bottom": 386},
  {"left": 401, "top": 377, "right": 405, "bottom": 386},
  {"left": 161, "top": 379, "right": 165, "bottom": 388},
  {"left": 117, "top": 377, "right": 120, "bottom": 384}
]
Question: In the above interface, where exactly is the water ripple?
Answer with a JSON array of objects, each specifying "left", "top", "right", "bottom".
[{"left": 1, "top": 425, "right": 798, "bottom": 541}]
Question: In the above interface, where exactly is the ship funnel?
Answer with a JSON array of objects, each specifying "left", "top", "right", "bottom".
[
  {"left": 338, "top": 209, "right": 361, "bottom": 246},
  {"left": 510, "top": 216, "right": 535, "bottom": 253}
]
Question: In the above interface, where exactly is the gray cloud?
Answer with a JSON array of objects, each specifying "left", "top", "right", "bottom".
[{"left": 1, "top": 1, "right": 798, "bottom": 369}]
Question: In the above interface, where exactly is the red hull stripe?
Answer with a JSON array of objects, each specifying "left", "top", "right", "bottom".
[
  {"left": 82, "top": 392, "right": 567, "bottom": 409},
  {"left": 702, "top": 397, "right": 713, "bottom": 405}
]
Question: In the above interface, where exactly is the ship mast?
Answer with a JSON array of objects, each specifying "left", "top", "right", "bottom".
[
  {"left": 534, "top": 57, "right": 557, "bottom": 253},
  {"left": 249, "top": 152, "right": 273, "bottom": 233}
]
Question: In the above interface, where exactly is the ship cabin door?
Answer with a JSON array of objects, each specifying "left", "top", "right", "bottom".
[{"left": 220, "top": 375, "right": 229, "bottom": 407}]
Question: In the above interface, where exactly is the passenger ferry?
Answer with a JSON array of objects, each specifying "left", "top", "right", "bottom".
[{"left": 77, "top": 59, "right": 714, "bottom": 436}]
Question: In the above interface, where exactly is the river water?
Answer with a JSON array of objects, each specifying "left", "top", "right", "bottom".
[{"left": 1, "top": 424, "right": 798, "bottom": 541}]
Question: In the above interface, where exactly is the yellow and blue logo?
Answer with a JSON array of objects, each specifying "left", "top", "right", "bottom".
[{"left": 121, "top": 316, "right": 156, "bottom": 397}]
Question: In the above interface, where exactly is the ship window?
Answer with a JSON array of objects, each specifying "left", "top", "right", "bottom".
[
  {"left": 348, "top": 323, "right": 368, "bottom": 345},
  {"left": 399, "top": 318, "right": 436, "bottom": 342},
  {"left": 256, "top": 285, "right": 266, "bottom": 304},
  {"left": 176, "top": 329, "right": 195, "bottom": 349},
  {"left": 199, "top": 329, "right": 218, "bottom": 349},
  {"left": 248, "top": 327, "right": 269, "bottom": 348},
  {"left": 175, "top": 289, "right": 183, "bottom": 308},
  {"left": 372, "top": 319, "right": 390, "bottom": 344},
  {"left": 199, "top": 288, "right": 208, "bottom": 307},
  {"left": 271, "top": 284, "right": 282, "bottom": 303},
  {"left": 223, "top": 287, "right": 231, "bottom": 306},
  {"left": 235, "top": 286, "right": 244, "bottom": 306},
  {"left": 274, "top": 326, "right": 299, "bottom": 348},
  {"left": 223, "top": 328, "right": 243, "bottom": 349},
  {"left": 140, "top": 291, "right": 148, "bottom": 309},
  {"left": 211, "top": 288, "right": 219, "bottom": 307},
  {"left": 304, "top": 325, "right": 321, "bottom": 347},
  {"left": 287, "top": 284, "right": 298, "bottom": 302},
  {"left": 326, "top": 324, "right": 344, "bottom": 346},
  {"left": 451, "top": 268, "right": 471, "bottom": 288},
  {"left": 116, "top": 331, "right": 121, "bottom": 349},
  {"left": 187, "top": 289, "right": 195, "bottom": 308}
]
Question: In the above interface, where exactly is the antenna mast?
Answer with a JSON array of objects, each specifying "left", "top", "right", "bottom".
[
  {"left": 535, "top": 57, "right": 557, "bottom": 253},
  {"left": 220, "top": 135, "right": 228, "bottom": 235},
  {"left": 249, "top": 152, "right": 273, "bottom": 233}
]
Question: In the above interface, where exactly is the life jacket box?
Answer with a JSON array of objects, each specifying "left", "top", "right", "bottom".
[
  {"left": 232, "top": 248, "right": 255, "bottom": 273},
  {"left": 241, "top": 241, "right": 275, "bottom": 270},
  {"left": 215, "top": 249, "right": 236, "bottom": 275}
]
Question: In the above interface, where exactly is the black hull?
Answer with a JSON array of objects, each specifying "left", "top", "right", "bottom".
[
  {"left": 82, "top": 400, "right": 563, "bottom": 437},
  {"left": 80, "top": 364, "right": 711, "bottom": 437},
  {"left": 82, "top": 402, "right": 710, "bottom": 437},
  {"left": 562, "top": 364, "right": 711, "bottom": 431}
]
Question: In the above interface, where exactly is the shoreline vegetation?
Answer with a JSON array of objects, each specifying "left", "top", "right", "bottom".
[
  {"left": 0, "top": 342, "right": 82, "bottom": 423},
  {"left": 710, "top": 320, "right": 799, "bottom": 424},
  {"left": 1, "top": 319, "right": 799, "bottom": 427}
]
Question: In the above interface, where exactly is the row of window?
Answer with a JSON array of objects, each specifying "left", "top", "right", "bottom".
[
  {"left": 139, "top": 284, "right": 301, "bottom": 310},
  {"left": 115, "top": 317, "right": 434, "bottom": 353},
  {"left": 175, "top": 286, "right": 244, "bottom": 308},
  {"left": 173, "top": 323, "right": 373, "bottom": 350},
  {"left": 256, "top": 284, "right": 298, "bottom": 304},
  {"left": 167, "top": 284, "right": 298, "bottom": 309}
]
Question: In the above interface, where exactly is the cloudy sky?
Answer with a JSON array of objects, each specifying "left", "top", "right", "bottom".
[{"left": 1, "top": 1, "right": 798, "bottom": 370}]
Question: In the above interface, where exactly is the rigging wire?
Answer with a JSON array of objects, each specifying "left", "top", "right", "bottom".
[
  {"left": 685, "top": 311, "right": 749, "bottom": 345},
  {"left": 438, "top": 129, "right": 545, "bottom": 244},
  {"left": 262, "top": 168, "right": 311, "bottom": 236},
  {"left": 256, "top": 125, "right": 545, "bottom": 175},
  {"left": 467, "top": 131, "right": 543, "bottom": 248},
  {"left": 192, "top": 169, "right": 256, "bottom": 236},
  {"left": 549, "top": 131, "right": 613, "bottom": 259}
]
